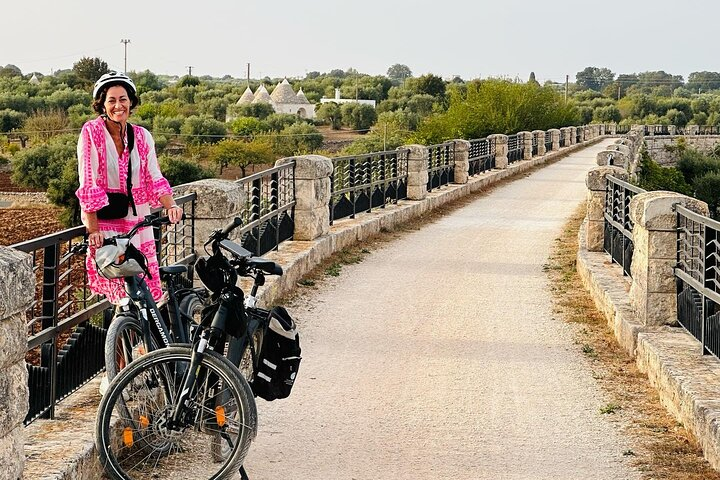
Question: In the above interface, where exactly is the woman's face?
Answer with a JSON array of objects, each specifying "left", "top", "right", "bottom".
[{"left": 103, "top": 85, "right": 131, "bottom": 123}]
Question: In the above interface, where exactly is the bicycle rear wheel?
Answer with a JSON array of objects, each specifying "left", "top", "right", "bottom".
[
  {"left": 105, "top": 315, "right": 154, "bottom": 381},
  {"left": 96, "top": 346, "right": 257, "bottom": 480}
]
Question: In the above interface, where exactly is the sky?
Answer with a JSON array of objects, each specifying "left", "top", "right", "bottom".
[{"left": 2, "top": 0, "right": 717, "bottom": 83}]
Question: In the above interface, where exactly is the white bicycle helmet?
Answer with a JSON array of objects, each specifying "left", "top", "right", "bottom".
[
  {"left": 95, "top": 239, "right": 147, "bottom": 279},
  {"left": 92, "top": 71, "right": 137, "bottom": 100}
]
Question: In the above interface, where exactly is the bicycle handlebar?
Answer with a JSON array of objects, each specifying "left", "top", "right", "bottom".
[{"left": 71, "top": 213, "right": 186, "bottom": 255}]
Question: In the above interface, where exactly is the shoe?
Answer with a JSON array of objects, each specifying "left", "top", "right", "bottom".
[{"left": 99, "top": 374, "right": 109, "bottom": 396}]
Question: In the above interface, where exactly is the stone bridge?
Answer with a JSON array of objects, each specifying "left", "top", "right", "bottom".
[{"left": 2, "top": 125, "right": 720, "bottom": 478}]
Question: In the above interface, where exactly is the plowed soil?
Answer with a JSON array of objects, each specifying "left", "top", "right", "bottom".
[{"left": 0, "top": 206, "right": 64, "bottom": 246}]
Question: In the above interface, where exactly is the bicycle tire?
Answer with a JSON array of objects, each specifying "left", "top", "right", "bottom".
[
  {"left": 96, "top": 346, "right": 257, "bottom": 480},
  {"left": 179, "top": 293, "right": 203, "bottom": 334},
  {"left": 105, "top": 315, "right": 155, "bottom": 381}
]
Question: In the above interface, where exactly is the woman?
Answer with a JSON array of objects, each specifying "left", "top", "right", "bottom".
[{"left": 75, "top": 71, "right": 183, "bottom": 304}]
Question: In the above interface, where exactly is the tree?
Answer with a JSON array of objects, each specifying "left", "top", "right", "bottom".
[
  {"left": 0, "top": 64, "right": 22, "bottom": 78},
  {"left": 694, "top": 172, "right": 720, "bottom": 218},
  {"left": 416, "top": 74, "right": 446, "bottom": 98},
  {"left": 210, "top": 138, "right": 275, "bottom": 176},
  {"left": 413, "top": 79, "right": 578, "bottom": 144},
  {"left": 131, "top": 70, "right": 165, "bottom": 94},
  {"left": 47, "top": 158, "right": 81, "bottom": 227},
  {"left": 180, "top": 115, "right": 227, "bottom": 144},
  {"left": 158, "top": 154, "right": 214, "bottom": 186},
  {"left": 387, "top": 64, "right": 412, "bottom": 83},
  {"left": 687, "top": 71, "right": 720, "bottom": 93},
  {"left": 272, "top": 123, "right": 323, "bottom": 156},
  {"left": 178, "top": 75, "right": 201, "bottom": 87},
  {"left": 340, "top": 103, "right": 378, "bottom": 131},
  {"left": 22, "top": 110, "right": 69, "bottom": 142},
  {"left": 575, "top": 67, "right": 615, "bottom": 92},
  {"left": 11, "top": 136, "right": 76, "bottom": 189},
  {"left": 72, "top": 57, "right": 109, "bottom": 87},
  {"left": 528, "top": 72, "right": 539, "bottom": 86},
  {"left": 0, "top": 109, "right": 26, "bottom": 133},
  {"left": 316, "top": 102, "right": 342, "bottom": 129}
]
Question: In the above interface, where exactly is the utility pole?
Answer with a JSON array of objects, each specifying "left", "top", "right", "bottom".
[
  {"left": 120, "top": 39, "right": 130, "bottom": 72},
  {"left": 564, "top": 75, "right": 569, "bottom": 102},
  {"left": 247, "top": 63, "right": 250, "bottom": 86},
  {"left": 186, "top": 66, "right": 193, "bottom": 76},
  {"left": 617, "top": 84, "right": 621, "bottom": 101}
]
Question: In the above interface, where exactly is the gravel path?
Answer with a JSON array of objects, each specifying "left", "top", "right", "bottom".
[{"left": 243, "top": 140, "right": 641, "bottom": 480}]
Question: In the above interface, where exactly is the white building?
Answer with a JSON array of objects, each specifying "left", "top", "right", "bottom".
[
  {"left": 234, "top": 79, "right": 315, "bottom": 119},
  {"left": 320, "top": 88, "right": 376, "bottom": 108}
]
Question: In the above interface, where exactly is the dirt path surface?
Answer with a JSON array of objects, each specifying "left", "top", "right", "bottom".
[{"left": 243, "top": 140, "right": 641, "bottom": 480}]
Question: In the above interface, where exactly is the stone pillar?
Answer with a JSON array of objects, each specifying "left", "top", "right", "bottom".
[
  {"left": 276, "top": 155, "right": 332, "bottom": 241},
  {"left": 174, "top": 179, "right": 248, "bottom": 250},
  {"left": 569, "top": 127, "right": 577, "bottom": 145},
  {"left": 452, "top": 139, "right": 470, "bottom": 184},
  {"left": 585, "top": 166, "right": 628, "bottom": 251},
  {"left": 668, "top": 125, "right": 677, "bottom": 135},
  {"left": 532, "top": 130, "right": 546, "bottom": 156},
  {"left": 404, "top": 144, "right": 429, "bottom": 200},
  {"left": 519, "top": 131, "right": 533, "bottom": 159},
  {"left": 629, "top": 192, "right": 709, "bottom": 326},
  {"left": 549, "top": 129, "right": 560, "bottom": 151},
  {"left": 0, "top": 247, "right": 33, "bottom": 480},
  {"left": 489, "top": 134, "right": 508, "bottom": 169},
  {"left": 609, "top": 124, "right": 617, "bottom": 135},
  {"left": 596, "top": 149, "right": 628, "bottom": 167}
]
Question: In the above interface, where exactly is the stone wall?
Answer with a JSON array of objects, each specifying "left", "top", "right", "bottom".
[
  {"left": 644, "top": 135, "right": 720, "bottom": 166},
  {"left": 0, "top": 247, "right": 34, "bottom": 480}
]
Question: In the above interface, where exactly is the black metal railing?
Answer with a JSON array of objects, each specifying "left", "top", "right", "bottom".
[
  {"left": 507, "top": 134, "right": 523, "bottom": 163},
  {"left": 544, "top": 131, "right": 553, "bottom": 153},
  {"left": 676, "top": 205, "right": 720, "bottom": 357},
  {"left": 532, "top": 133, "right": 538, "bottom": 156},
  {"left": 603, "top": 176, "right": 645, "bottom": 276},
  {"left": 468, "top": 137, "right": 496, "bottom": 175},
  {"left": 426, "top": 142, "right": 455, "bottom": 192},
  {"left": 697, "top": 126, "right": 720, "bottom": 135},
  {"left": 616, "top": 124, "right": 631, "bottom": 134},
  {"left": 15, "top": 194, "right": 197, "bottom": 425},
  {"left": 329, "top": 149, "right": 409, "bottom": 224},
  {"left": 576, "top": 128, "right": 583, "bottom": 143},
  {"left": 644, "top": 125, "right": 670, "bottom": 136},
  {"left": 234, "top": 163, "right": 296, "bottom": 256},
  {"left": 559, "top": 129, "right": 566, "bottom": 147}
]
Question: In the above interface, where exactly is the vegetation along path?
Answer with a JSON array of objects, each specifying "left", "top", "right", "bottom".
[{"left": 244, "top": 139, "right": 643, "bottom": 479}]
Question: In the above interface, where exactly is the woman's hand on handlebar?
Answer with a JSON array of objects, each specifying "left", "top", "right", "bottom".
[
  {"left": 88, "top": 231, "right": 105, "bottom": 248},
  {"left": 167, "top": 205, "right": 183, "bottom": 224}
]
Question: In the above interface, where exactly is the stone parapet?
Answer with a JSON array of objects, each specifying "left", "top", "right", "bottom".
[
  {"left": 174, "top": 178, "right": 248, "bottom": 248},
  {"left": 403, "top": 144, "right": 429, "bottom": 201},
  {"left": 518, "top": 131, "right": 533, "bottom": 159},
  {"left": 569, "top": 127, "right": 577, "bottom": 145},
  {"left": 549, "top": 129, "right": 561, "bottom": 151},
  {"left": 488, "top": 134, "right": 508, "bottom": 169},
  {"left": 0, "top": 247, "right": 33, "bottom": 480},
  {"left": 277, "top": 155, "right": 333, "bottom": 241},
  {"left": 628, "top": 192, "right": 709, "bottom": 326},
  {"left": 532, "top": 130, "right": 546, "bottom": 156},
  {"left": 452, "top": 139, "right": 470, "bottom": 184}
]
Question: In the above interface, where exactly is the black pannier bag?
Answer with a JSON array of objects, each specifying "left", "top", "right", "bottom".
[{"left": 252, "top": 306, "right": 301, "bottom": 401}]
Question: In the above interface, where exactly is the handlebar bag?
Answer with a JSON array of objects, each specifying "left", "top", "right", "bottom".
[
  {"left": 200, "top": 286, "right": 247, "bottom": 339},
  {"left": 252, "top": 306, "right": 301, "bottom": 401}
]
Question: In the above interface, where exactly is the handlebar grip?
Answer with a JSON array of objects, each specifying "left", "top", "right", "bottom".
[{"left": 221, "top": 217, "right": 243, "bottom": 237}]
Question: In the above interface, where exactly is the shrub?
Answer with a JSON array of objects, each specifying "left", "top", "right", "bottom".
[
  {"left": 158, "top": 155, "right": 214, "bottom": 187},
  {"left": 0, "top": 109, "right": 26, "bottom": 133},
  {"left": 272, "top": 123, "right": 323, "bottom": 156},
  {"left": 180, "top": 115, "right": 226, "bottom": 144},
  {"left": 636, "top": 151, "right": 692, "bottom": 195},
  {"left": 47, "top": 158, "right": 81, "bottom": 227},
  {"left": 11, "top": 138, "right": 75, "bottom": 189}
]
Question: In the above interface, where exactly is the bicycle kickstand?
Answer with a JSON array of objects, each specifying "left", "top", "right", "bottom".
[{"left": 239, "top": 465, "right": 250, "bottom": 480}]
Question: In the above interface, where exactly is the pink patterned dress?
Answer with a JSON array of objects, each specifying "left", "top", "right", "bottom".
[{"left": 75, "top": 116, "right": 173, "bottom": 304}]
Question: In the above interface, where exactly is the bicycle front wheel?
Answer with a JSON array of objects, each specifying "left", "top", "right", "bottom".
[
  {"left": 105, "top": 314, "right": 154, "bottom": 381},
  {"left": 96, "top": 346, "right": 258, "bottom": 480}
]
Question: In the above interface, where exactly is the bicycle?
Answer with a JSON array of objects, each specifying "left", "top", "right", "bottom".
[
  {"left": 95, "top": 216, "right": 289, "bottom": 480},
  {"left": 72, "top": 214, "right": 203, "bottom": 384}
]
